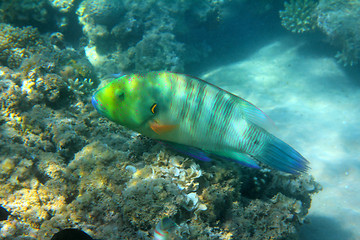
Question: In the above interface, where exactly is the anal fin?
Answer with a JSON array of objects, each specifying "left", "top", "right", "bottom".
[
  {"left": 158, "top": 141, "right": 212, "bottom": 162},
  {"left": 211, "top": 151, "right": 260, "bottom": 169},
  {"left": 158, "top": 141, "right": 260, "bottom": 169}
]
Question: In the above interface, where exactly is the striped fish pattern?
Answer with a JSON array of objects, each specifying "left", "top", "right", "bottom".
[{"left": 92, "top": 71, "right": 309, "bottom": 174}]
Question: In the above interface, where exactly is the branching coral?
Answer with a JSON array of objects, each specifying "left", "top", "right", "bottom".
[
  {"left": 279, "top": 0, "right": 318, "bottom": 33},
  {"left": 65, "top": 78, "right": 94, "bottom": 96}
]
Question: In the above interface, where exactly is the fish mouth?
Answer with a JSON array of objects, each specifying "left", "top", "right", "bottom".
[
  {"left": 92, "top": 93, "right": 105, "bottom": 116},
  {"left": 91, "top": 92, "right": 114, "bottom": 121}
]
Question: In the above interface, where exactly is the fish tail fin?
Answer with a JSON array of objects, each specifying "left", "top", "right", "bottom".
[{"left": 256, "top": 136, "right": 310, "bottom": 174}]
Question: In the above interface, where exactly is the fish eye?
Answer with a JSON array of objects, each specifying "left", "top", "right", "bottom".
[
  {"left": 117, "top": 92, "right": 125, "bottom": 101},
  {"left": 150, "top": 103, "right": 157, "bottom": 114}
]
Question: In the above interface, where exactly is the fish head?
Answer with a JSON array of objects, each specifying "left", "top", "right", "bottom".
[{"left": 92, "top": 74, "right": 161, "bottom": 130}]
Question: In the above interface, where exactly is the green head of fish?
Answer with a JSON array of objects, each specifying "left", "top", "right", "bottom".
[{"left": 92, "top": 72, "right": 171, "bottom": 132}]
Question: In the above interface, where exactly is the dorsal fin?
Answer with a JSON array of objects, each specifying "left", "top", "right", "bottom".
[
  {"left": 239, "top": 98, "right": 275, "bottom": 130},
  {"left": 172, "top": 71, "right": 275, "bottom": 130}
]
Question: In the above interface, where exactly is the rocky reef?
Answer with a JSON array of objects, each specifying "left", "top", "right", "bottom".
[{"left": 0, "top": 0, "right": 323, "bottom": 239}]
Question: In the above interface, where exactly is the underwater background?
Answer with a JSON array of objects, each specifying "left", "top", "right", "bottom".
[{"left": 0, "top": 0, "right": 359, "bottom": 239}]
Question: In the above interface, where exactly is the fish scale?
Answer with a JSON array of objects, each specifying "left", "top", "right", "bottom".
[
  {"left": 92, "top": 71, "right": 309, "bottom": 174},
  {"left": 169, "top": 76, "right": 231, "bottom": 148},
  {"left": 168, "top": 75, "right": 254, "bottom": 153}
]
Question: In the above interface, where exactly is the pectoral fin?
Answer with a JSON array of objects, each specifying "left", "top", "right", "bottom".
[{"left": 240, "top": 99, "right": 275, "bottom": 130}]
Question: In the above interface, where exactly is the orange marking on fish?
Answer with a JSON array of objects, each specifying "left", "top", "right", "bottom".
[{"left": 150, "top": 121, "right": 177, "bottom": 134}]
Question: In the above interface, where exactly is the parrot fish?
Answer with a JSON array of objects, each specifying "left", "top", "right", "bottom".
[
  {"left": 92, "top": 71, "right": 309, "bottom": 174},
  {"left": 153, "top": 217, "right": 177, "bottom": 240}
]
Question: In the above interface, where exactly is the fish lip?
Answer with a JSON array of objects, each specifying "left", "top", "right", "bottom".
[
  {"left": 91, "top": 94, "right": 99, "bottom": 111},
  {"left": 92, "top": 93, "right": 110, "bottom": 118}
]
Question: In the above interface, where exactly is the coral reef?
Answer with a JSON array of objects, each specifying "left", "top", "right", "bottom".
[
  {"left": 279, "top": 0, "right": 318, "bottom": 33},
  {"left": 0, "top": 36, "right": 321, "bottom": 238}
]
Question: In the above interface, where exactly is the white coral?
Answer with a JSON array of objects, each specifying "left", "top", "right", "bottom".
[
  {"left": 126, "top": 151, "right": 207, "bottom": 216},
  {"left": 65, "top": 78, "right": 93, "bottom": 95}
]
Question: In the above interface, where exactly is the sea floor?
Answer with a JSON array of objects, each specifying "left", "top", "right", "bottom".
[{"left": 201, "top": 37, "right": 360, "bottom": 240}]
